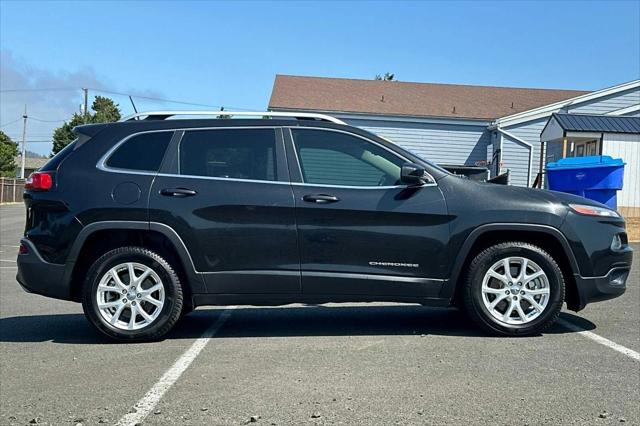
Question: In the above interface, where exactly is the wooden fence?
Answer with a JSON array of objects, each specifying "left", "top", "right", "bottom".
[{"left": 0, "top": 177, "right": 25, "bottom": 204}]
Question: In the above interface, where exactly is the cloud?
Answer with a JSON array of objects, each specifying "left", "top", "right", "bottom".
[
  {"left": 0, "top": 50, "right": 110, "bottom": 154},
  {"left": 0, "top": 49, "right": 169, "bottom": 155}
]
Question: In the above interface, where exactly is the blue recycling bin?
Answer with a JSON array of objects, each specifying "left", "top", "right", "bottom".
[{"left": 546, "top": 156, "right": 625, "bottom": 209}]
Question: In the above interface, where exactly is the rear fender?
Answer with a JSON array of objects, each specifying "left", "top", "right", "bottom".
[{"left": 64, "top": 221, "right": 206, "bottom": 295}]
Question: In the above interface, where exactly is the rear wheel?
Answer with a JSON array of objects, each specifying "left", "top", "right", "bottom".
[
  {"left": 462, "top": 242, "right": 564, "bottom": 336},
  {"left": 82, "top": 247, "right": 183, "bottom": 342}
]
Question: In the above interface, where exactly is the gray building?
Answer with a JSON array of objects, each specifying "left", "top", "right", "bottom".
[
  {"left": 268, "top": 75, "right": 639, "bottom": 189},
  {"left": 13, "top": 156, "right": 48, "bottom": 178}
]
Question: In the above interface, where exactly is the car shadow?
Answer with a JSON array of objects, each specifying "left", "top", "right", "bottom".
[{"left": 0, "top": 305, "right": 596, "bottom": 344}]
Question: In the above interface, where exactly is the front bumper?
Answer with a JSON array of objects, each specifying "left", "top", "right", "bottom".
[
  {"left": 16, "top": 238, "right": 71, "bottom": 300},
  {"left": 573, "top": 265, "right": 631, "bottom": 311}
]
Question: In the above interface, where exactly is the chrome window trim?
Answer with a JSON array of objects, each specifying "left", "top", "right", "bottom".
[
  {"left": 155, "top": 172, "right": 291, "bottom": 185},
  {"left": 97, "top": 129, "right": 176, "bottom": 176},
  {"left": 287, "top": 126, "right": 437, "bottom": 188},
  {"left": 290, "top": 182, "right": 406, "bottom": 190},
  {"left": 97, "top": 126, "right": 286, "bottom": 184},
  {"left": 97, "top": 125, "right": 437, "bottom": 188}
]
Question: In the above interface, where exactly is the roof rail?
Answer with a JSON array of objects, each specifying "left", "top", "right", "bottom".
[{"left": 119, "top": 110, "right": 347, "bottom": 125}]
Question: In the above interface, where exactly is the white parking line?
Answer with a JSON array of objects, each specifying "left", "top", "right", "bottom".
[
  {"left": 558, "top": 318, "right": 640, "bottom": 362},
  {"left": 116, "top": 307, "right": 236, "bottom": 426},
  {"left": 0, "top": 259, "right": 16, "bottom": 262}
]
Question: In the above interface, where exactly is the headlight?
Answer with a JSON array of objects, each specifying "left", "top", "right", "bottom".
[{"left": 569, "top": 204, "right": 620, "bottom": 218}]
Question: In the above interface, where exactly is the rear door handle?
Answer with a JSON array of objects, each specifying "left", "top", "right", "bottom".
[
  {"left": 302, "top": 194, "right": 340, "bottom": 204},
  {"left": 160, "top": 188, "right": 197, "bottom": 197}
]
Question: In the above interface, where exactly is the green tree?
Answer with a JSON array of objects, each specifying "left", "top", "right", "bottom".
[
  {"left": 52, "top": 113, "right": 88, "bottom": 155},
  {"left": 52, "top": 96, "right": 121, "bottom": 155},
  {"left": 0, "top": 131, "right": 19, "bottom": 177},
  {"left": 375, "top": 72, "right": 395, "bottom": 81},
  {"left": 91, "top": 95, "right": 121, "bottom": 123}
]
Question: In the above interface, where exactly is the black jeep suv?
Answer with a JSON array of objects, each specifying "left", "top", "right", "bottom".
[{"left": 17, "top": 111, "right": 633, "bottom": 341}]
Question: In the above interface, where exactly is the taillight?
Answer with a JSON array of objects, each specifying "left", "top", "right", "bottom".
[
  {"left": 19, "top": 243, "right": 29, "bottom": 255},
  {"left": 25, "top": 172, "right": 53, "bottom": 191}
]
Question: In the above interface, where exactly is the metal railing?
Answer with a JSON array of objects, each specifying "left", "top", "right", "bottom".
[{"left": 0, "top": 177, "right": 25, "bottom": 204}]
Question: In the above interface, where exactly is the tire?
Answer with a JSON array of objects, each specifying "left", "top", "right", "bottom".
[
  {"left": 462, "top": 242, "right": 564, "bottom": 336},
  {"left": 82, "top": 247, "right": 183, "bottom": 342}
]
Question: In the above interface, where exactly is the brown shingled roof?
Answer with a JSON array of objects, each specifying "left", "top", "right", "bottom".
[{"left": 268, "top": 75, "right": 590, "bottom": 120}]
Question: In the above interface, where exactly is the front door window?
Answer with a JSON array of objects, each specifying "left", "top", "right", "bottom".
[{"left": 291, "top": 129, "right": 404, "bottom": 187}]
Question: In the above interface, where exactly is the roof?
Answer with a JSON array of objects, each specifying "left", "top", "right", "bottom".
[
  {"left": 268, "top": 75, "right": 590, "bottom": 120},
  {"left": 551, "top": 113, "right": 640, "bottom": 134},
  {"left": 494, "top": 80, "right": 640, "bottom": 127},
  {"left": 14, "top": 156, "right": 48, "bottom": 170}
]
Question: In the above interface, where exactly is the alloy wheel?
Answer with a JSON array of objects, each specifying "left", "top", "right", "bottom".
[
  {"left": 95, "top": 262, "right": 165, "bottom": 330},
  {"left": 481, "top": 256, "right": 550, "bottom": 325}
]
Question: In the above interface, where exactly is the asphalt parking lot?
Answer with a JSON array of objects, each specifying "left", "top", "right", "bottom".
[{"left": 0, "top": 203, "right": 638, "bottom": 425}]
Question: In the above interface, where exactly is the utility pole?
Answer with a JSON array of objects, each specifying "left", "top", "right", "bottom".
[
  {"left": 20, "top": 104, "right": 28, "bottom": 179},
  {"left": 83, "top": 88, "right": 89, "bottom": 119}
]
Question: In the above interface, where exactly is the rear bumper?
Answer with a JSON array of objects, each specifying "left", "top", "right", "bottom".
[
  {"left": 16, "top": 238, "right": 71, "bottom": 301},
  {"left": 573, "top": 266, "right": 631, "bottom": 311}
]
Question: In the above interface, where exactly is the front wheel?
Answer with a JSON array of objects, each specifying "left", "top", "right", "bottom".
[
  {"left": 462, "top": 242, "right": 565, "bottom": 336},
  {"left": 82, "top": 247, "right": 183, "bottom": 342}
]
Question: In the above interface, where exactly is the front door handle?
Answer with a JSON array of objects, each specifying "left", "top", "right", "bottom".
[
  {"left": 160, "top": 188, "right": 198, "bottom": 198},
  {"left": 302, "top": 194, "right": 340, "bottom": 204}
]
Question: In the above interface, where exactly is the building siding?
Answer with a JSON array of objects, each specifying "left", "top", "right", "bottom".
[
  {"left": 500, "top": 118, "right": 547, "bottom": 187},
  {"left": 275, "top": 83, "right": 638, "bottom": 189},
  {"left": 499, "top": 133, "right": 532, "bottom": 186},
  {"left": 340, "top": 116, "right": 491, "bottom": 167},
  {"left": 602, "top": 133, "right": 640, "bottom": 209},
  {"left": 568, "top": 88, "right": 640, "bottom": 115},
  {"left": 499, "top": 86, "right": 640, "bottom": 187}
]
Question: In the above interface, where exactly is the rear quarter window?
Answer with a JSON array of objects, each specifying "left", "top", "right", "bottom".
[
  {"left": 106, "top": 131, "right": 173, "bottom": 172},
  {"left": 40, "top": 140, "right": 77, "bottom": 172}
]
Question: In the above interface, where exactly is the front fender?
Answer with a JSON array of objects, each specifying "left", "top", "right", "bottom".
[{"left": 440, "top": 223, "right": 581, "bottom": 301}]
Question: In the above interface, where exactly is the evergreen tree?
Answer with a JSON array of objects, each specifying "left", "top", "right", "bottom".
[{"left": 51, "top": 96, "right": 121, "bottom": 155}]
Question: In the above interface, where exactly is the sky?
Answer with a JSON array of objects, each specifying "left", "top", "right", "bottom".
[{"left": 1, "top": 0, "right": 639, "bottom": 156}]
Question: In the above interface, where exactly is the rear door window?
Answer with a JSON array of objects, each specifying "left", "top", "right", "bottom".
[
  {"left": 179, "top": 128, "right": 277, "bottom": 181},
  {"left": 106, "top": 131, "right": 173, "bottom": 172}
]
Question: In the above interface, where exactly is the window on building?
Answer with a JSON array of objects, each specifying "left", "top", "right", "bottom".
[
  {"left": 107, "top": 132, "right": 173, "bottom": 171},
  {"left": 179, "top": 128, "right": 277, "bottom": 181},
  {"left": 292, "top": 129, "right": 403, "bottom": 187}
]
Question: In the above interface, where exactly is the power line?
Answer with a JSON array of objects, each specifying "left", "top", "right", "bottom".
[
  {"left": 5, "top": 134, "right": 57, "bottom": 138},
  {"left": 30, "top": 117, "right": 68, "bottom": 123},
  {"left": 86, "top": 87, "right": 256, "bottom": 111},
  {"left": 0, "top": 88, "right": 80, "bottom": 93},
  {"left": 6, "top": 140, "right": 53, "bottom": 143},
  {"left": 3, "top": 87, "right": 258, "bottom": 111},
  {"left": 0, "top": 118, "right": 23, "bottom": 128}
]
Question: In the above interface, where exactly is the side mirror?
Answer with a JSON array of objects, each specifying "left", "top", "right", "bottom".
[{"left": 400, "top": 162, "right": 428, "bottom": 185}]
